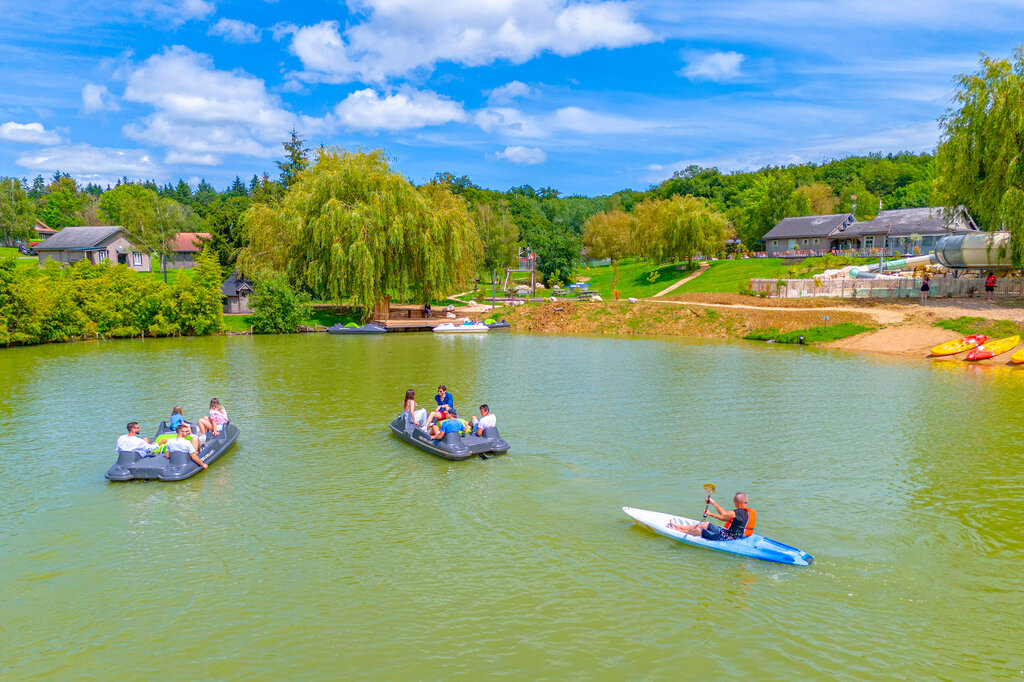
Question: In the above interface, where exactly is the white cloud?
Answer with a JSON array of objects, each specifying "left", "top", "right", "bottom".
[
  {"left": 16, "top": 144, "right": 162, "bottom": 184},
  {"left": 288, "top": 1, "right": 655, "bottom": 84},
  {"left": 209, "top": 18, "right": 262, "bottom": 44},
  {"left": 679, "top": 51, "right": 745, "bottom": 81},
  {"left": 474, "top": 107, "right": 545, "bottom": 137},
  {"left": 334, "top": 88, "right": 467, "bottom": 132},
  {"left": 81, "top": 83, "right": 120, "bottom": 113},
  {"left": 485, "top": 80, "right": 536, "bottom": 105},
  {"left": 122, "top": 46, "right": 328, "bottom": 164},
  {"left": 0, "top": 121, "right": 62, "bottom": 145},
  {"left": 495, "top": 145, "right": 547, "bottom": 165},
  {"left": 137, "top": 0, "right": 215, "bottom": 25},
  {"left": 553, "top": 106, "right": 668, "bottom": 135}
]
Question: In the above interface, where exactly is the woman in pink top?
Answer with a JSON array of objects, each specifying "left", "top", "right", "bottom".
[{"left": 198, "top": 398, "right": 229, "bottom": 437}]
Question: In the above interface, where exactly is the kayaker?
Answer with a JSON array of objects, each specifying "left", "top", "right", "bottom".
[
  {"left": 669, "top": 492, "right": 756, "bottom": 541},
  {"left": 471, "top": 404, "right": 496, "bottom": 436},
  {"left": 116, "top": 422, "right": 159, "bottom": 458}
]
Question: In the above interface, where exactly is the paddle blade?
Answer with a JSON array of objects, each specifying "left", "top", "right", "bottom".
[{"left": 702, "top": 483, "right": 716, "bottom": 494}]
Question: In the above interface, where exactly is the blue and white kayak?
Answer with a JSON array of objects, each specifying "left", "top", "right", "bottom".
[{"left": 622, "top": 506, "right": 814, "bottom": 566}]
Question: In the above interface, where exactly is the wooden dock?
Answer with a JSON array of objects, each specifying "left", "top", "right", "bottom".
[{"left": 383, "top": 318, "right": 447, "bottom": 333}]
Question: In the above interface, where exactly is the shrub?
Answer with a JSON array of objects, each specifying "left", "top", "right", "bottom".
[{"left": 249, "top": 276, "right": 311, "bottom": 333}]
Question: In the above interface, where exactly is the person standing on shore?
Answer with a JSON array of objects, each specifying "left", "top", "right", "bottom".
[
  {"left": 920, "top": 275, "right": 930, "bottom": 303},
  {"left": 985, "top": 272, "right": 997, "bottom": 300}
]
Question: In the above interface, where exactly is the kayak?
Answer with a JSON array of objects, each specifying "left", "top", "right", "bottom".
[
  {"left": 622, "top": 506, "right": 813, "bottom": 566},
  {"left": 1010, "top": 347, "right": 1024, "bottom": 364},
  {"left": 433, "top": 321, "right": 489, "bottom": 333},
  {"left": 931, "top": 334, "right": 987, "bottom": 356},
  {"left": 965, "top": 335, "right": 1020, "bottom": 361}
]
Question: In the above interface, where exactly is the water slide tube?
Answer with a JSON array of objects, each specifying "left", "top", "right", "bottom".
[
  {"left": 846, "top": 232, "right": 1015, "bottom": 278},
  {"left": 847, "top": 254, "right": 937, "bottom": 279}
]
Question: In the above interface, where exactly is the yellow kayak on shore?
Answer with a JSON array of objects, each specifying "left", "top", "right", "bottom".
[
  {"left": 931, "top": 334, "right": 986, "bottom": 356},
  {"left": 1011, "top": 346, "right": 1024, "bottom": 364},
  {"left": 966, "top": 335, "right": 1020, "bottom": 361}
]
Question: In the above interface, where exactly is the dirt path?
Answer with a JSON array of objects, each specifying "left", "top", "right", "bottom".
[
  {"left": 654, "top": 263, "right": 708, "bottom": 297},
  {"left": 645, "top": 298, "right": 907, "bottom": 325}
]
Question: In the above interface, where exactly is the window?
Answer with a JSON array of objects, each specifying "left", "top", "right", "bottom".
[
  {"left": 864, "top": 236, "right": 874, "bottom": 248},
  {"left": 132, "top": 252, "right": 143, "bottom": 267},
  {"left": 813, "top": 238, "right": 819, "bottom": 245},
  {"left": 772, "top": 240, "right": 778, "bottom": 246},
  {"left": 802, "top": 239, "right": 808, "bottom": 245}
]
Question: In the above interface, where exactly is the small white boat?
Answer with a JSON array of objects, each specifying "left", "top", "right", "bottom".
[{"left": 433, "top": 321, "right": 490, "bottom": 333}]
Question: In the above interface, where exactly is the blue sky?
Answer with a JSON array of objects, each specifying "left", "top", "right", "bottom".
[{"left": 1, "top": 0, "right": 1022, "bottom": 195}]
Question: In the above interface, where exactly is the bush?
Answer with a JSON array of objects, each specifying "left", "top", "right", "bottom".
[
  {"left": 0, "top": 251, "right": 223, "bottom": 347},
  {"left": 249, "top": 276, "right": 311, "bottom": 333}
]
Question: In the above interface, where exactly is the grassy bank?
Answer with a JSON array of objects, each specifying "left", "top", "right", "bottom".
[
  {"left": 223, "top": 309, "right": 360, "bottom": 333},
  {"left": 576, "top": 258, "right": 691, "bottom": 298},
  {"left": 744, "top": 322, "right": 873, "bottom": 344},
  {"left": 498, "top": 299, "right": 876, "bottom": 340},
  {"left": 671, "top": 256, "right": 877, "bottom": 294},
  {"left": 933, "top": 316, "right": 1024, "bottom": 339}
]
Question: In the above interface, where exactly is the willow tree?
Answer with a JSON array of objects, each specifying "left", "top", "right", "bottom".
[
  {"left": 582, "top": 209, "right": 635, "bottom": 293},
  {"left": 937, "top": 47, "right": 1024, "bottom": 264},
  {"left": 633, "top": 196, "right": 730, "bottom": 268},
  {"left": 238, "top": 149, "right": 481, "bottom": 316}
]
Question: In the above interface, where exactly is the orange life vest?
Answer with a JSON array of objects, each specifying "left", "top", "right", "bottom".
[{"left": 724, "top": 507, "right": 757, "bottom": 538}]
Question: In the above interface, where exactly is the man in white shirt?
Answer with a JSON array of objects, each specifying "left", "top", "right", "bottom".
[
  {"left": 116, "top": 422, "right": 158, "bottom": 457},
  {"left": 473, "top": 404, "right": 497, "bottom": 436},
  {"left": 165, "top": 424, "right": 208, "bottom": 469}
]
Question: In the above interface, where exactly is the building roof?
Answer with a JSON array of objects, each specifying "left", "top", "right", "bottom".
[
  {"left": 172, "top": 232, "right": 212, "bottom": 253},
  {"left": 763, "top": 213, "right": 854, "bottom": 240},
  {"left": 221, "top": 271, "right": 255, "bottom": 297},
  {"left": 34, "top": 219, "right": 56, "bottom": 236},
  {"left": 34, "top": 225, "right": 123, "bottom": 251},
  {"left": 839, "top": 207, "right": 978, "bottom": 238}
]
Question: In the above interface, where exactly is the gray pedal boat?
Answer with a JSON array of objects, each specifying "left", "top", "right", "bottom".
[
  {"left": 328, "top": 322, "right": 387, "bottom": 334},
  {"left": 388, "top": 414, "right": 509, "bottom": 461},
  {"left": 485, "top": 319, "right": 511, "bottom": 330},
  {"left": 106, "top": 421, "right": 239, "bottom": 482}
]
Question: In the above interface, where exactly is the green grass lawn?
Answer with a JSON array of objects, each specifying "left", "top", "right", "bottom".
[
  {"left": 673, "top": 256, "right": 877, "bottom": 294},
  {"left": 933, "top": 316, "right": 1024, "bottom": 339},
  {"left": 0, "top": 246, "right": 37, "bottom": 260},
  {"left": 223, "top": 310, "right": 361, "bottom": 332},
  {"left": 744, "top": 322, "right": 873, "bottom": 344},
  {"left": 571, "top": 258, "right": 693, "bottom": 298}
]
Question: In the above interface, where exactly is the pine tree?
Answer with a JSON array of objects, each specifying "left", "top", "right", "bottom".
[{"left": 276, "top": 129, "right": 310, "bottom": 188}]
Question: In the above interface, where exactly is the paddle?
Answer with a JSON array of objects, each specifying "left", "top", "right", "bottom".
[{"left": 701, "top": 482, "right": 716, "bottom": 519}]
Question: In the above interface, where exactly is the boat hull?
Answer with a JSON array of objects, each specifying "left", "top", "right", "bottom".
[
  {"left": 389, "top": 415, "right": 508, "bottom": 460},
  {"left": 622, "top": 506, "right": 813, "bottom": 566},
  {"left": 965, "top": 335, "right": 1020, "bottom": 361},
  {"left": 106, "top": 422, "right": 239, "bottom": 482},
  {"left": 931, "top": 334, "right": 986, "bottom": 356}
]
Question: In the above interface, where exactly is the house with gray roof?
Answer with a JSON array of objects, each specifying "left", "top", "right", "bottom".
[
  {"left": 221, "top": 271, "right": 255, "bottom": 314},
  {"left": 34, "top": 226, "right": 151, "bottom": 271},
  {"left": 762, "top": 213, "right": 854, "bottom": 255},
  {"left": 829, "top": 207, "right": 978, "bottom": 252}
]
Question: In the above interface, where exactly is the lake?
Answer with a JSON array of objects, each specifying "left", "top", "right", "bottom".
[{"left": 1, "top": 332, "right": 1021, "bottom": 678}]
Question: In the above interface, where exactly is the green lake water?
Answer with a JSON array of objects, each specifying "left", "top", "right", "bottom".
[{"left": 1, "top": 332, "right": 1022, "bottom": 679}]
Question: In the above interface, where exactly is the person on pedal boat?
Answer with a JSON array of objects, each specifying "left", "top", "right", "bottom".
[
  {"left": 470, "top": 404, "right": 496, "bottom": 436},
  {"left": 669, "top": 492, "right": 756, "bottom": 541},
  {"left": 425, "top": 385, "right": 455, "bottom": 427},
  {"left": 165, "top": 423, "right": 208, "bottom": 470},
  {"left": 116, "top": 422, "right": 159, "bottom": 457},
  {"left": 429, "top": 409, "right": 466, "bottom": 441}
]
